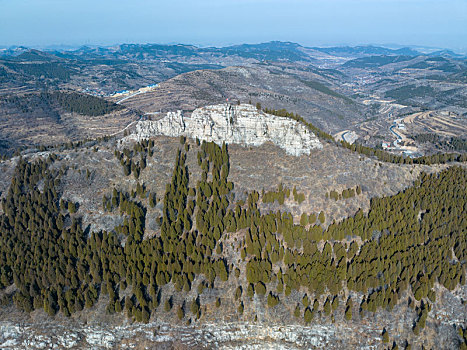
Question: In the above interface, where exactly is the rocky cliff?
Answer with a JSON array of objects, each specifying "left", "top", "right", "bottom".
[{"left": 133, "top": 104, "right": 322, "bottom": 156}]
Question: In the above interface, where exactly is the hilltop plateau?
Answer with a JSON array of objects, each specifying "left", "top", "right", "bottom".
[{"left": 0, "top": 99, "right": 466, "bottom": 349}]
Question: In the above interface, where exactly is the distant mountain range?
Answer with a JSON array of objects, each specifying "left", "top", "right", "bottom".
[
  {"left": 1, "top": 41, "right": 465, "bottom": 61},
  {"left": 312, "top": 45, "right": 421, "bottom": 57}
]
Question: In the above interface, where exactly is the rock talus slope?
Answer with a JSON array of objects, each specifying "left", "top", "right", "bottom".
[{"left": 134, "top": 104, "right": 322, "bottom": 156}]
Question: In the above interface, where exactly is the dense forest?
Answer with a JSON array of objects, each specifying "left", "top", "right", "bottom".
[
  {"left": 42, "top": 91, "right": 124, "bottom": 116},
  {"left": 385, "top": 85, "right": 435, "bottom": 101},
  {"left": 412, "top": 133, "right": 467, "bottom": 152},
  {"left": 0, "top": 136, "right": 465, "bottom": 349},
  {"left": 4, "top": 62, "right": 73, "bottom": 81},
  {"left": 0, "top": 91, "right": 123, "bottom": 122}
]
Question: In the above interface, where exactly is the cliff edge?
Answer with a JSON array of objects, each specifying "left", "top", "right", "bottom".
[{"left": 133, "top": 104, "right": 322, "bottom": 156}]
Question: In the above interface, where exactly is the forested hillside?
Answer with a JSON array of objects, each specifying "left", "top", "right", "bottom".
[
  {"left": 0, "top": 137, "right": 465, "bottom": 350},
  {"left": 43, "top": 91, "right": 124, "bottom": 116}
]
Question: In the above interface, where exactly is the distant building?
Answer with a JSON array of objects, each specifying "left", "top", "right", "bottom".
[
  {"left": 382, "top": 142, "right": 391, "bottom": 149},
  {"left": 397, "top": 123, "right": 406, "bottom": 130}
]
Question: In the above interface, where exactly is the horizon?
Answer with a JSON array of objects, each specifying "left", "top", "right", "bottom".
[
  {"left": 1, "top": 0, "right": 466, "bottom": 53},
  {"left": 0, "top": 40, "right": 464, "bottom": 56}
]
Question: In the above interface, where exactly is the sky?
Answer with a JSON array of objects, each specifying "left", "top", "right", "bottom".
[{"left": 1, "top": 0, "right": 466, "bottom": 52}]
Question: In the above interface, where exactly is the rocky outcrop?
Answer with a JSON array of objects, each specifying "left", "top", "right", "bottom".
[{"left": 133, "top": 104, "right": 322, "bottom": 156}]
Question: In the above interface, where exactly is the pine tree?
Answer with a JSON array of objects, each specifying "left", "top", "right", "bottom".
[
  {"left": 382, "top": 328, "right": 389, "bottom": 343},
  {"left": 304, "top": 307, "right": 313, "bottom": 323},
  {"left": 68, "top": 201, "right": 77, "bottom": 213},
  {"left": 318, "top": 211, "right": 325, "bottom": 224},
  {"left": 177, "top": 305, "right": 184, "bottom": 320},
  {"left": 294, "top": 304, "right": 301, "bottom": 318}
]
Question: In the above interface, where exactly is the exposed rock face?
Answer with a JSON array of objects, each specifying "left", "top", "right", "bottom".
[{"left": 134, "top": 104, "right": 322, "bottom": 156}]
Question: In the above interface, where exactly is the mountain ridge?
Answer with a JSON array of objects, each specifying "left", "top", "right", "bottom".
[{"left": 2, "top": 41, "right": 465, "bottom": 61}]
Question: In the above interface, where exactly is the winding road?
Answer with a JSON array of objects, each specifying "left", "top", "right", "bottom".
[
  {"left": 107, "top": 116, "right": 143, "bottom": 137},
  {"left": 341, "top": 131, "right": 351, "bottom": 143},
  {"left": 116, "top": 91, "right": 145, "bottom": 105},
  {"left": 116, "top": 84, "right": 158, "bottom": 105},
  {"left": 389, "top": 125, "right": 402, "bottom": 141}
]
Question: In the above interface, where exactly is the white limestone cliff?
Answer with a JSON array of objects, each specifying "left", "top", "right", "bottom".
[{"left": 133, "top": 104, "right": 322, "bottom": 156}]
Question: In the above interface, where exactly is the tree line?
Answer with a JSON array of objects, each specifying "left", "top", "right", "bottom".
[{"left": 326, "top": 185, "right": 362, "bottom": 201}]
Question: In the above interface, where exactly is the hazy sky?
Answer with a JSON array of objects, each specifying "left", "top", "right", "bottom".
[{"left": 1, "top": 0, "right": 466, "bottom": 51}]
